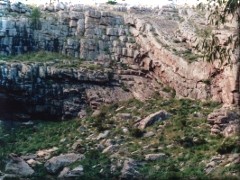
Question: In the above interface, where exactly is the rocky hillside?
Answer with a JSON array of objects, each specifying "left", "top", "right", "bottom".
[
  {"left": 0, "top": 0, "right": 239, "bottom": 179},
  {"left": 0, "top": 96, "right": 239, "bottom": 179}
]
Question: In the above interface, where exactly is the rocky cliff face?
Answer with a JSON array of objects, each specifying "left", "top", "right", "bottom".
[
  {"left": 0, "top": 61, "right": 124, "bottom": 119},
  {"left": 123, "top": 13, "right": 239, "bottom": 106},
  {"left": 0, "top": 59, "right": 166, "bottom": 120},
  {"left": 0, "top": 1, "right": 239, "bottom": 120},
  {"left": 0, "top": 2, "right": 133, "bottom": 61}
]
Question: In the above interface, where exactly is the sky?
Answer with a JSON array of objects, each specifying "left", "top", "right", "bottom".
[{"left": 11, "top": 0, "right": 206, "bottom": 6}]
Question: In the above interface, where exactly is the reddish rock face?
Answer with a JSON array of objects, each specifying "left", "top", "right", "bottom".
[{"left": 124, "top": 9, "right": 239, "bottom": 107}]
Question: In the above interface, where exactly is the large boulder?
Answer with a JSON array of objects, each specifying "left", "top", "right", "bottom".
[
  {"left": 138, "top": 110, "right": 170, "bottom": 129},
  {"left": 5, "top": 154, "right": 34, "bottom": 177},
  {"left": 44, "top": 153, "right": 84, "bottom": 174}
]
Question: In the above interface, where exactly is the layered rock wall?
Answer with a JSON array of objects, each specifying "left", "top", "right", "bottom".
[
  {"left": 0, "top": 4, "right": 136, "bottom": 62},
  {"left": 0, "top": 1, "right": 239, "bottom": 120},
  {"left": 123, "top": 14, "right": 239, "bottom": 106},
  {"left": 0, "top": 61, "right": 134, "bottom": 119}
]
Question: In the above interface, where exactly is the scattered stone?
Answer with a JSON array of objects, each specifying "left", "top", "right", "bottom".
[
  {"left": 143, "top": 131, "right": 155, "bottom": 138},
  {"left": 138, "top": 110, "right": 170, "bottom": 129},
  {"left": 96, "top": 143, "right": 105, "bottom": 151},
  {"left": 21, "top": 121, "right": 33, "bottom": 126},
  {"left": 91, "top": 110, "right": 101, "bottom": 117},
  {"left": 103, "top": 139, "right": 115, "bottom": 147},
  {"left": 97, "top": 130, "right": 110, "bottom": 140},
  {"left": 58, "top": 167, "right": 70, "bottom": 179},
  {"left": 211, "top": 128, "right": 221, "bottom": 134},
  {"left": 145, "top": 153, "right": 167, "bottom": 161},
  {"left": 222, "top": 123, "right": 240, "bottom": 137},
  {"left": 117, "top": 113, "right": 132, "bottom": 120},
  {"left": 36, "top": 147, "right": 59, "bottom": 159},
  {"left": 58, "top": 165, "right": 84, "bottom": 179},
  {"left": 206, "top": 161, "right": 216, "bottom": 168},
  {"left": 5, "top": 154, "right": 34, "bottom": 177},
  {"left": 60, "top": 138, "right": 66, "bottom": 143},
  {"left": 102, "top": 145, "right": 119, "bottom": 154},
  {"left": 115, "top": 106, "right": 125, "bottom": 112},
  {"left": 72, "top": 139, "right": 82, "bottom": 151},
  {"left": 44, "top": 153, "right": 85, "bottom": 174},
  {"left": 26, "top": 159, "right": 41, "bottom": 167},
  {"left": 120, "top": 159, "right": 140, "bottom": 179},
  {"left": 122, "top": 127, "right": 129, "bottom": 134},
  {"left": 78, "top": 109, "right": 87, "bottom": 119}
]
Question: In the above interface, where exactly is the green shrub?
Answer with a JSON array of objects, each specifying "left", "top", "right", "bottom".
[
  {"left": 30, "top": 7, "right": 41, "bottom": 30},
  {"left": 106, "top": 0, "right": 117, "bottom": 5},
  {"left": 92, "top": 111, "right": 108, "bottom": 132},
  {"left": 217, "top": 137, "right": 240, "bottom": 154},
  {"left": 129, "top": 127, "right": 145, "bottom": 138}
]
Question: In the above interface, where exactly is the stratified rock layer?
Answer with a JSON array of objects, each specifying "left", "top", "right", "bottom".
[{"left": 0, "top": 2, "right": 239, "bottom": 120}]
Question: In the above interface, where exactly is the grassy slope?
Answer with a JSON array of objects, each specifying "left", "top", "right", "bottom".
[{"left": 0, "top": 95, "right": 239, "bottom": 179}]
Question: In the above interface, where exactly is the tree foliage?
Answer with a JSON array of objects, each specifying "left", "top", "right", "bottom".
[
  {"left": 106, "top": 0, "right": 117, "bottom": 5},
  {"left": 196, "top": 0, "right": 239, "bottom": 64},
  {"left": 30, "top": 7, "right": 41, "bottom": 30}
]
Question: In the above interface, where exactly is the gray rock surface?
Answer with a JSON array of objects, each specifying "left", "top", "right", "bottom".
[
  {"left": 44, "top": 153, "right": 84, "bottom": 174},
  {"left": 138, "top": 110, "right": 169, "bottom": 129},
  {"left": 120, "top": 159, "right": 140, "bottom": 179},
  {"left": 207, "top": 107, "right": 239, "bottom": 136},
  {"left": 5, "top": 154, "right": 34, "bottom": 177},
  {"left": 58, "top": 165, "right": 84, "bottom": 179},
  {"left": 145, "top": 153, "right": 167, "bottom": 161}
]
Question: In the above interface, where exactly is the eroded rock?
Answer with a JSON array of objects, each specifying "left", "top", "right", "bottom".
[
  {"left": 44, "top": 153, "right": 84, "bottom": 174},
  {"left": 120, "top": 159, "right": 140, "bottom": 179},
  {"left": 207, "top": 108, "right": 239, "bottom": 137},
  {"left": 5, "top": 154, "right": 34, "bottom": 177},
  {"left": 58, "top": 165, "right": 84, "bottom": 179},
  {"left": 138, "top": 110, "right": 169, "bottom": 129},
  {"left": 145, "top": 153, "right": 167, "bottom": 161}
]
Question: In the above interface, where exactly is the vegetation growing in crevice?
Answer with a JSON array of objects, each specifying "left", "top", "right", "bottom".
[{"left": 30, "top": 7, "right": 41, "bottom": 30}]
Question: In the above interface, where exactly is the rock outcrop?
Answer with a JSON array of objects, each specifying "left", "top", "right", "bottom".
[
  {"left": 5, "top": 154, "right": 35, "bottom": 177},
  {"left": 44, "top": 153, "right": 84, "bottom": 174},
  {"left": 0, "top": 60, "right": 166, "bottom": 120},
  {"left": 137, "top": 110, "right": 169, "bottom": 129},
  {"left": 0, "top": 1, "right": 239, "bottom": 120},
  {"left": 207, "top": 107, "right": 240, "bottom": 137}
]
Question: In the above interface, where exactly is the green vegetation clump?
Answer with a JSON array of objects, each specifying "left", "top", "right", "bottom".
[
  {"left": 106, "top": 0, "right": 117, "bottom": 5},
  {"left": 30, "top": 7, "right": 41, "bottom": 30},
  {"left": 0, "top": 51, "right": 72, "bottom": 62},
  {"left": 217, "top": 137, "right": 240, "bottom": 154}
]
